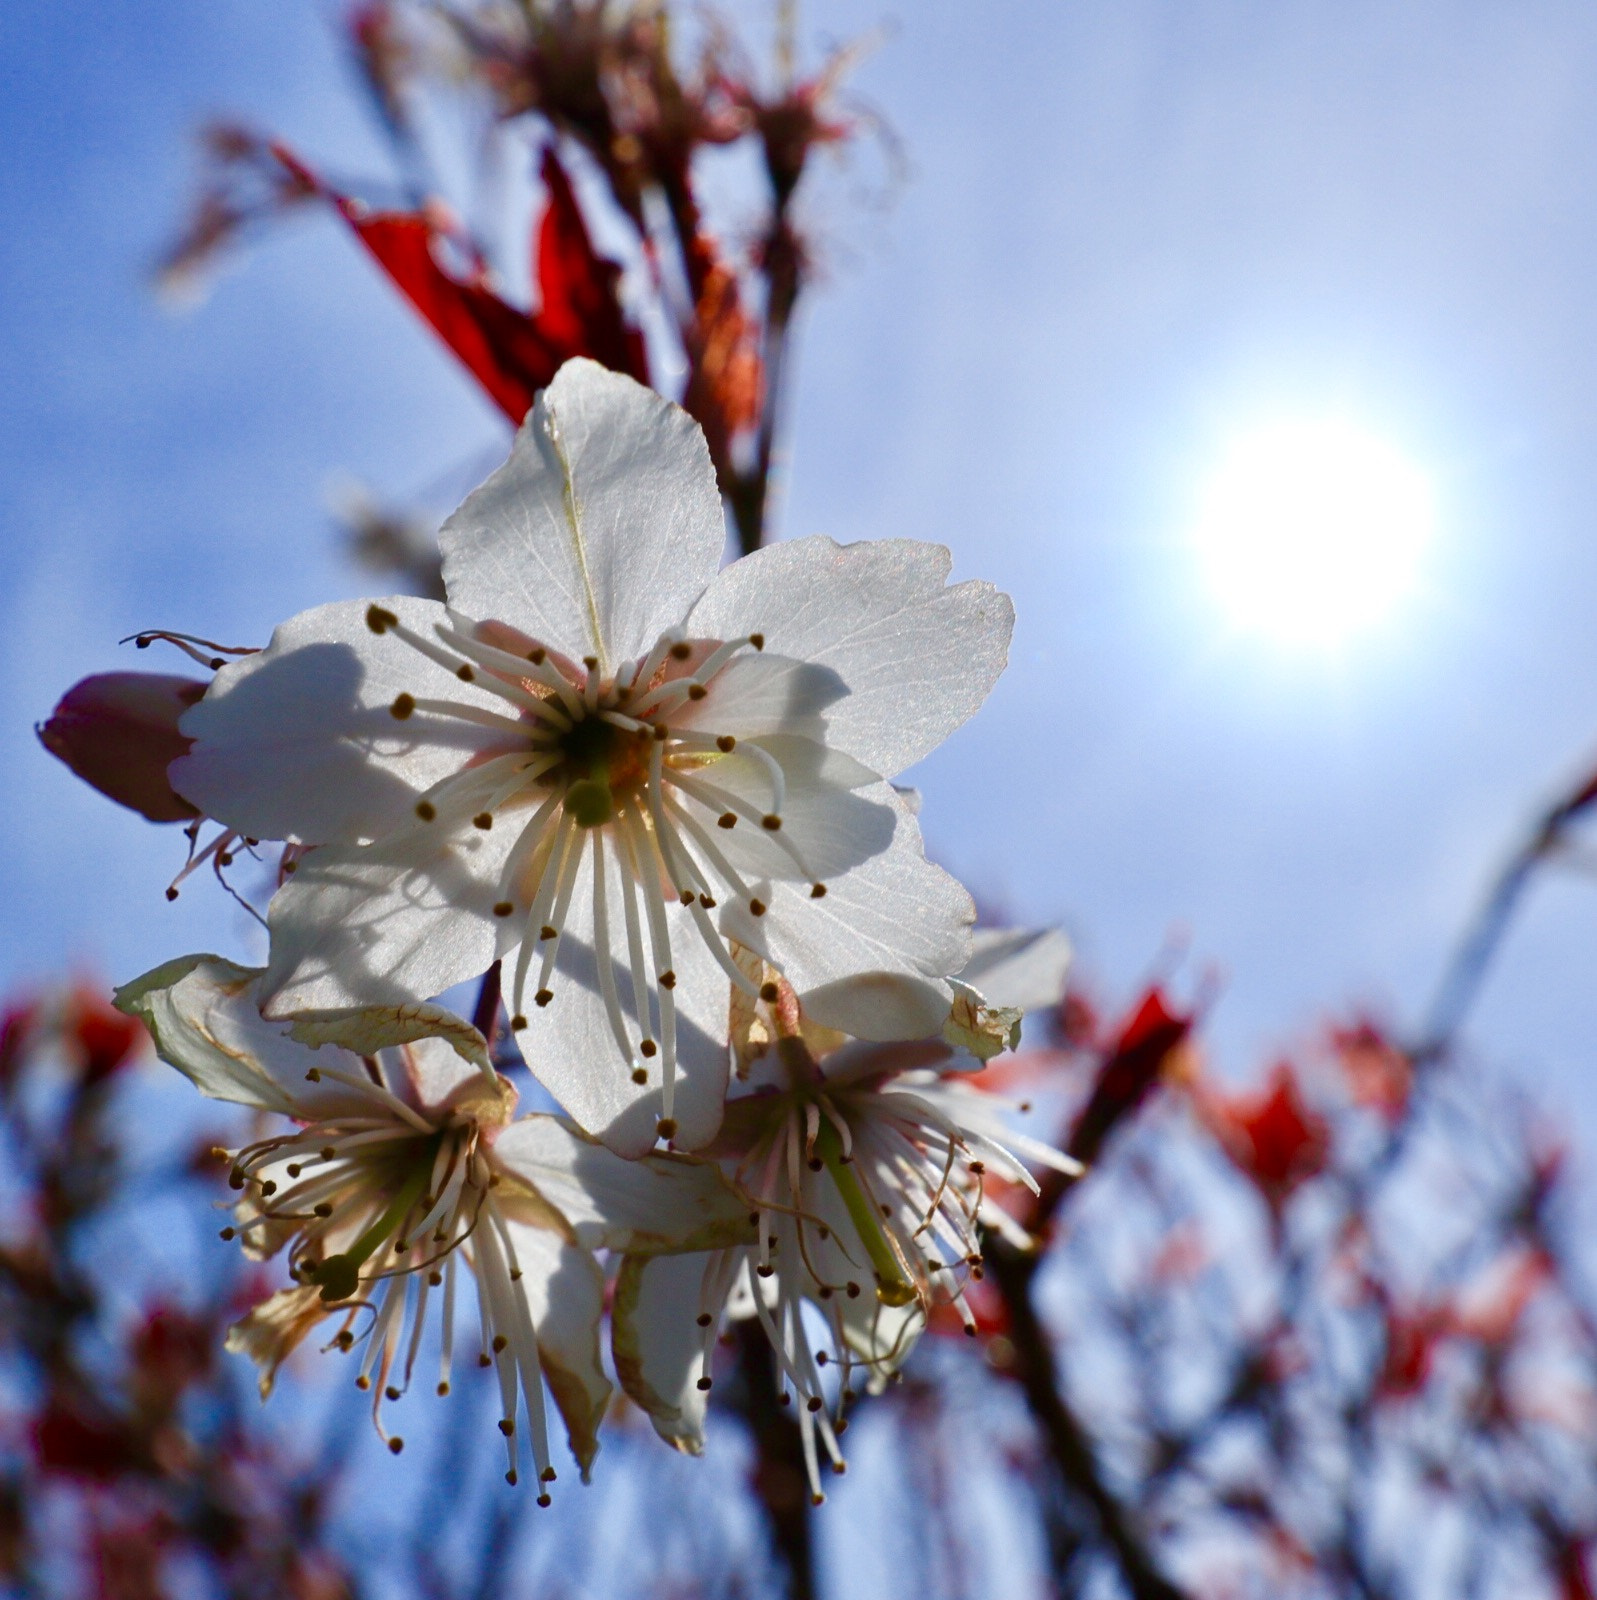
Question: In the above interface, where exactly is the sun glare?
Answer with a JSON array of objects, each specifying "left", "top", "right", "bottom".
[{"left": 1192, "top": 419, "right": 1435, "bottom": 647}]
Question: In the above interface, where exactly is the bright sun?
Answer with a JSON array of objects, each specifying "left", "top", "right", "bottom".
[{"left": 1192, "top": 419, "right": 1435, "bottom": 647}]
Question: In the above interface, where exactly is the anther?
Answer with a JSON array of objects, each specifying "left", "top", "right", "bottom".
[
  {"left": 219, "top": 1226, "right": 236, "bottom": 1240},
  {"left": 320, "top": 1147, "right": 336, "bottom": 1160},
  {"left": 492, "top": 1335, "right": 508, "bottom": 1354},
  {"left": 541, "top": 1468, "right": 557, "bottom": 1483},
  {"left": 816, "top": 1351, "right": 829, "bottom": 1366},
  {"left": 506, "top": 1469, "right": 518, "bottom": 1485},
  {"left": 818, "top": 1285, "right": 833, "bottom": 1300},
  {"left": 582, "top": 655, "right": 598, "bottom": 671},
  {"left": 759, "top": 982, "right": 779, "bottom": 1002},
  {"left": 811, "top": 1493, "right": 825, "bottom": 1507},
  {"left": 286, "top": 1163, "right": 302, "bottom": 1178},
  {"left": 678, "top": 888, "right": 696, "bottom": 906},
  {"left": 539, "top": 925, "right": 557, "bottom": 941},
  {"left": 657, "top": 1117, "right": 678, "bottom": 1141},
  {"left": 511, "top": 1014, "right": 528, "bottom": 1030},
  {"left": 699, "top": 893, "right": 716, "bottom": 908},
  {"left": 806, "top": 1396, "right": 823, "bottom": 1413},
  {"left": 228, "top": 1170, "right": 245, "bottom": 1190},
  {"left": 969, "top": 1160, "right": 986, "bottom": 1176},
  {"left": 749, "top": 899, "right": 767, "bottom": 917},
  {"left": 494, "top": 901, "right": 514, "bottom": 918},
  {"left": 390, "top": 693, "right": 415, "bottom": 720},
  {"left": 456, "top": 664, "right": 475, "bottom": 682},
  {"left": 498, "top": 1418, "right": 515, "bottom": 1436},
  {"left": 716, "top": 735, "right": 736, "bottom": 752},
  {"left": 656, "top": 970, "right": 677, "bottom": 991},
  {"left": 166, "top": 887, "right": 179, "bottom": 901},
  {"left": 386, "top": 1385, "right": 402, "bottom": 1401},
  {"left": 761, "top": 815, "right": 781, "bottom": 831},
  {"left": 437, "top": 1381, "right": 450, "bottom": 1396},
  {"left": 389, "top": 1438, "right": 404, "bottom": 1454},
  {"left": 756, "top": 1264, "right": 774, "bottom": 1279},
  {"left": 808, "top": 1157, "right": 824, "bottom": 1173},
  {"left": 306, "top": 1069, "right": 321, "bottom": 1082},
  {"left": 478, "top": 1353, "right": 492, "bottom": 1368},
  {"left": 366, "top": 604, "right": 398, "bottom": 634},
  {"left": 428, "top": 1270, "right": 443, "bottom": 1286},
  {"left": 536, "top": 1493, "right": 551, "bottom": 1508},
  {"left": 283, "top": 860, "right": 297, "bottom": 873},
  {"left": 336, "top": 1331, "right": 355, "bottom": 1351},
  {"left": 260, "top": 1180, "right": 277, "bottom": 1197},
  {"left": 631, "top": 1068, "right": 647, "bottom": 1084},
  {"left": 356, "top": 1376, "right": 371, "bottom": 1391},
  {"left": 718, "top": 813, "right": 737, "bottom": 829},
  {"left": 509, "top": 1267, "right": 522, "bottom": 1281},
  {"left": 696, "top": 1377, "right": 713, "bottom": 1391},
  {"left": 687, "top": 684, "right": 707, "bottom": 701},
  {"left": 473, "top": 812, "right": 493, "bottom": 830},
  {"left": 810, "top": 883, "right": 827, "bottom": 898},
  {"left": 964, "top": 1324, "right": 979, "bottom": 1338},
  {"left": 313, "top": 1203, "right": 333, "bottom": 1218},
  {"left": 415, "top": 800, "right": 436, "bottom": 821},
  {"left": 845, "top": 1282, "right": 861, "bottom": 1298},
  {"left": 653, "top": 723, "right": 670, "bottom": 741},
  {"left": 749, "top": 633, "right": 765, "bottom": 650},
  {"left": 833, "top": 1459, "right": 848, "bottom": 1473},
  {"left": 535, "top": 989, "right": 553, "bottom": 1008},
  {"left": 696, "top": 1313, "right": 713, "bottom": 1328},
  {"left": 528, "top": 647, "right": 546, "bottom": 665},
  {"left": 669, "top": 642, "right": 692, "bottom": 661}
]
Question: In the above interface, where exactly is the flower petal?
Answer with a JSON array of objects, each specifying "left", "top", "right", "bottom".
[
  {"left": 718, "top": 785, "right": 974, "bottom": 1040},
  {"left": 259, "top": 814, "right": 513, "bottom": 1014},
  {"left": 611, "top": 1251, "right": 713, "bottom": 1454},
  {"left": 172, "top": 596, "right": 509, "bottom": 845},
  {"left": 507, "top": 838, "right": 731, "bottom": 1156},
  {"left": 686, "top": 537, "right": 1014, "bottom": 778},
  {"left": 439, "top": 360, "right": 726, "bottom": 669},
  {"left": 496, "top": 1217, "right": 611, "bottom": 1477},
  {"left": 224, "top": 1286, "right": 328, "bottom": 1400},
  {"left": 669, "top": 653, "right": 847, "bottom": 742},
  {"left": 114, "top": 955, "right": 367, "bottom": 1118},
  {"left": 958, "top": 926, "right": 1073, "bottom": 1014},
  {"left": 491, "top": 1115, "right": 751, "bottom": 1253}
]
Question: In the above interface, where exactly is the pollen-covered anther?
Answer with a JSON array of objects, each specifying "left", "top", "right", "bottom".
[
  {"left": 536, "top": 1492, "right": 551, "bottom": 1507},
  {"left": 717, "top": 812, "right": 737, "bottom": 829},
  {"left": 687, "top": 684, "right": 707, "bottom": 701},
  {"left": 390, "top": 693, "right": 416, "bottom": 719},
  {"left": 493, "top": 901, "right": 514, "bottom": 918},
  {"left": 749, "top": 633, "right": 765, "bottom": 650},
  {"left": 455, "top": 664, "right": 475, "bottom": 682},
  {"left": 539, "top": 924, "right": 557, "bottom": 941},
  {"left": 498, "top": 1418, "right": 515, "bottom": 1436},
  {"left": 669, "top": 642, "right": 692, "bottom": 661},
  {"left": 540, "top": 1468, "right": 557, "bottom": 1483},
  {"left": 473, "top": 812, "right": 493, "bottom": 830},
  {"left": 492, "top": 1335, "right": 508, "bottom": 1354},
  {"left": 511, "top": 1014, "right": 527, "bottom": 1030},
  {"left": 806, "top": 1396, "right": 823, "bottom": 1413},
  {"left": 761, "top": 815, "right": 781, "bottom": 831},
  {"left": 389, "top": 1438, "right": 405, "bottom": 1455},
  {"left": 534, "top": 989, "right": 553, "bottom": 1007},
  {"left": 658, "top": 970, "right": 676, "bottom": 989},
  {"left": 385, "top": 1385, "right": 402, "bottom": 1401},
  {"left": 749, "top": 899, "right": 767, "bottom": 917},
  {"left": 696, "top": 1313, "right": 713, "bottom": 1328},
  {"left": 715, "top": 735, "right": 736, "bottom": 752},
  {"left": 219, "top": 1226, "right": 236, "bottom": 1240},
  {"left": 809, "top": 883, "right": 827, "bottom": 899},
  {"left": 759, "top": 982, "right": 779, "bottom": 1002},
  {"left": 639, "top": 1039, "right": 658, "bottom": 1058},
  {"left": 657, "top": 1117, "right": 678, "bottom": 1141},
  {"left": 437, "top": 1381, "right": 450, "bottom": 1396},
  {"left": 696, "top": 1376, "right": 713, "bottom": 1392},
  {"left": 415, "top": 800, "right": 437, "bottom": 822},
  {"left": 527, "top": 646, "right": 546, "bottom": 665},
  {"left": 631, "top": 1068, "right": 647, "bottom": 1084},
  {"left": 365, "top": 604, "right": 398, "bottom": 634}
]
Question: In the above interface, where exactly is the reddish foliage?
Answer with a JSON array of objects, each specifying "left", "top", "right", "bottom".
[
  {"left": 64, "top": 991, "right": 145, "bottom": 1085},
  {"left": 0, "top": 1001, "right": 39, "bottom": 1089},
  {"left": 1378, "top": 1310, "right": 1440, "bottom": 1398},
  {"left": 272, "top": 143, "right": 646, "bottom": 426},
  {"left": 130, "top": 1306, "right": 215, "bottom": 1410},
  {"left": 1560, "top": 1540, "right": 1597, "bottom": 1600},
  {"left": 1066, "top": 987, "right": 1192, "bottom": 1168},
  {"left": 91, "top": 1513, "right": 170, "bottom": 1600},
  {"left": 1332, "top": 1018, "right": 1412, "bottom": 1122},
  {"left": 1201, "top": 1062, "right": 1331, "bottom": 1213},
  {"left": 34, "top": 1397, "right": 144, "bottom": 1482}
]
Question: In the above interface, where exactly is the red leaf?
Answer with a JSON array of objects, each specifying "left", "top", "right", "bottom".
[
  {"left": 1066, "top": 987, "right": 1192, "bottom": 1168},
  {"left": 1201, "top": 1062, "right": 1331, "bottom": 1212},
  {"left": 272, "top": 143, "right": 647, "bottom": 426}
]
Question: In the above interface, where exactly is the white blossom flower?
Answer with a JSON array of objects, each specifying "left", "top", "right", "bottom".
[
  {"left": 116, "top": 955, "right": 748, "bottom": 1496},
  {"left": 170, "top": 359, "right": 1011, "bottom": 1155},
  {"left": 610, "top": 928, "right": 1078, "bottom": 1500}
]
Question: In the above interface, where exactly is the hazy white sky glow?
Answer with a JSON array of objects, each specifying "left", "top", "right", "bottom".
[{"left": 1192, "top": 419, "right": 1436, "bottom": 647}]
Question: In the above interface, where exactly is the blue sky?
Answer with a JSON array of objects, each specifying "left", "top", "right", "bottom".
[{"left": 7, "top": 1, "right": 1597, "bottom": 1152}]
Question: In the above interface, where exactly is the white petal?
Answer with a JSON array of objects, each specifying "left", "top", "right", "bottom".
[
  {"left": 439, "top": 360, "right": 726, "bottom": 668},
  {"left": 669, "top": 654, "right": 846, "bottom": 742},
  {"left": 686, "top": 537, "right": 1014, "bottom": 777},
  {"left": 508, "top": 838, "right": 730, "bottom": 1156},
  {"left": 285, "top": 1003, "right": 491, "bottom": 1080},
  {"left": 491, "top": 1116, "right": 751, "bottom": 1253},
  {"left": 260, "top": 815, "right": 512, "bottom": 1013},
  {"left": 689, "top": 734, "right": 894, "bottom": 883},
  {"left": 718, "top": 784, "right": 974, "bottom": 1039},
  {"left": 496, "top": 1217, "right": 611, "bottom": 1476},
  {"left": 172, "top": 596, "right": 509, "bottom": 845},
  {"left": 611, "top": 1251, "right": 713, "bottom": 1454},
  {"left": 958, "top": 926, "right": 1073, "bottom": 1014},
  {"left": 114, "top": 955, "right": 367, "bottom": 1118}
]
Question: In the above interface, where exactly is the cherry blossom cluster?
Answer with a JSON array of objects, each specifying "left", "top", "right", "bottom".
[{"left": 102, "top": 359, "right": 1075, "bottom": 1503}]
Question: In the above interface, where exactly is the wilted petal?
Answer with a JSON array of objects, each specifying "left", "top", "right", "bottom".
[
  {"left": 686, "top": 536, "right": 1013, "bottom": 778},
  {"left": 439, "top": 360, "right": 725, "bottom": 666},
  {"left": 611, "top": 1252, "right": 713, "bottom": 1454},
  {"left": 224, "top": 1285, "right": 328, "bottom": 1399}
]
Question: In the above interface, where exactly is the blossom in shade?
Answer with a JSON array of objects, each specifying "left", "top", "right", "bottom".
[
  {"left": 116, "top": 955, "right": 748, "bottom": 1495},
  {"left": 170, "top": 358, "right": 1010, "bottom": 1155},
  {"left": 611, "top": 927, "right": 1077, "bottom": 1501}
]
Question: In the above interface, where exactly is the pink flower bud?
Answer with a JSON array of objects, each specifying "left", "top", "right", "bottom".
[{"left": 38, "top": 672, "right": 207, "bottom": 823}]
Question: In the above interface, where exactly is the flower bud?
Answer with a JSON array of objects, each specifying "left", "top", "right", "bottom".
[{"left": 38, "top": 672, "right": 207, "bottom": 823}]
